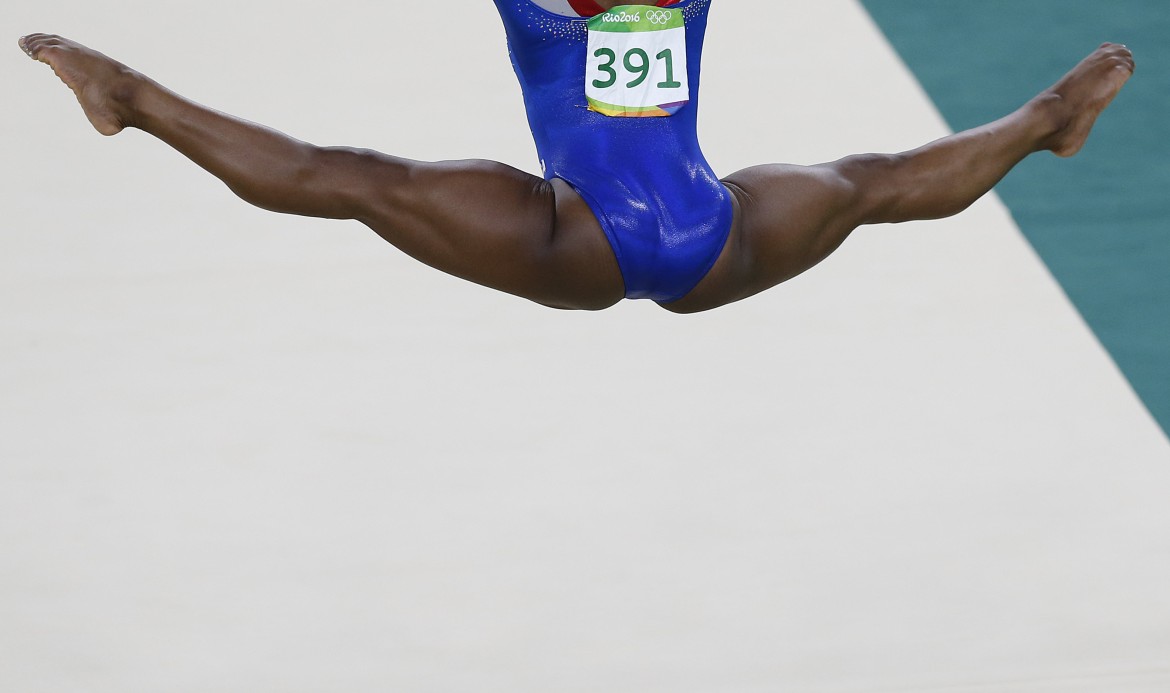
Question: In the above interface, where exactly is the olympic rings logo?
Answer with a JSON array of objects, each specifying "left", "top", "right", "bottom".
[{"left": 645, "top": 9, "right": 673, "bottom": 25}]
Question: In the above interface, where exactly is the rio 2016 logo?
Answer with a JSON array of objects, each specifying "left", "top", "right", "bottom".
[{"left": 602, "top": 10, "right": 641, "bottom": 22}]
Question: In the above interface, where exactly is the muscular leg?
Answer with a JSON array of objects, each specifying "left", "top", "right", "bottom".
[
  {"left": 17, "top": 34, "right": 625, "bottom": 311},
  {"left": 665, "top": 43, "right": 1134, "bottom": 314}
]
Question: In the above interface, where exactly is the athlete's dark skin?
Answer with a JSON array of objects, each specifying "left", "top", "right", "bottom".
[{"left": 17, "top": 1, "right": 1134, "bottom": 313}]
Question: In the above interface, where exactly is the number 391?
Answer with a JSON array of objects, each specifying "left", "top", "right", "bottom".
[{"left": 592, "top": 47, "right": 683, "bottom": 90}]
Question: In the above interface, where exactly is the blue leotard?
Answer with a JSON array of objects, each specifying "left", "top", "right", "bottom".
[{"left": 493, "top": 0, "right": 733, "bottom": 303}]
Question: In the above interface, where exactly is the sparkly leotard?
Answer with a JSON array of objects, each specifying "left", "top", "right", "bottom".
[{"left": 494, "top": 0, "right": 732, "bottom": 302}]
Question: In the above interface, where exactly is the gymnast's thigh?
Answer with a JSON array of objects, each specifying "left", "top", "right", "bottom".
[
  {"left": 355, "top": 156, "right": 624, "bottom": 310},
  {"left": 662, "top": 163, "right": 864, "bottom": 313}
]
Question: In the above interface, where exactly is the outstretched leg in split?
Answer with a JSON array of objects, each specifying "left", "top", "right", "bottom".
[
  {"left": 16, "top": 34, "right": 625, "bottom": 311},
  {"left": 665, "top": 43, "right": 1135, "bottom": 313}
]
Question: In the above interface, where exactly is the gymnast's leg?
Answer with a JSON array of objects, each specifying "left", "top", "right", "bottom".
[
  {"left": 17, "top": 34, "right": 625, "bottom": 311},
  {"left": 665, "top": 43, "right": 1134, "bottom": 314}
]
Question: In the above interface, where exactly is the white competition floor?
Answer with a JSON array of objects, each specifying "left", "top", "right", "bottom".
[{"left": 3, "top": 1, "right": 1169, "bottom": 691}]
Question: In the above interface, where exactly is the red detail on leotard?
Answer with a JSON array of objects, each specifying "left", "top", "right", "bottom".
[{"left": 567, "top": 0, "right": 681, "bottom": 17}]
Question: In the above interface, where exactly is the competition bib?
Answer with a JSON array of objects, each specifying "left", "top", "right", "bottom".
[{"left": 585, "top": 6, "right": 690, "bottom": 117}]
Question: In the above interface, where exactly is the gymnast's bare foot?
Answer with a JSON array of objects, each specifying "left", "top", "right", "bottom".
[
  {"left": 18, "top": 34, "right": 141, "bottom": 136},
  {"left": 1038, "top": 43, "right": 1134, "bottom": 157}
]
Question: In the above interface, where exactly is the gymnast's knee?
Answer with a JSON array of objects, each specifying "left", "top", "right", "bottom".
[
  {"left": 269, "top": 145, "right": 404, "bottom": 221},
  {"left": 825, "top": 152, "right": 911, "bottom": 225}
]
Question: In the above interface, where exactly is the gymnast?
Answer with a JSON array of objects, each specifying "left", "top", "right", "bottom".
[{"left": 17, "top": 0, "right": 1134, "bottom": 313}]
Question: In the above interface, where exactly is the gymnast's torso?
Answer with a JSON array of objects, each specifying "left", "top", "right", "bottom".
[{"left": 494, "top": 0, "right": 733, "bottom": 302}]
